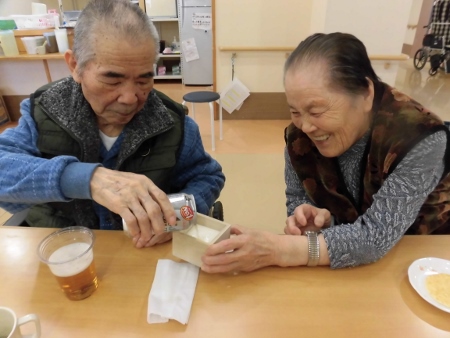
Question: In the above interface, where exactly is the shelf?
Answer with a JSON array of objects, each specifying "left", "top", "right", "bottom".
[
  {"left": 159, "top": 53, "right": 181, "bottom": 58},
  {"left": 0, "top": 53, "right": 65, "bottom": 61},
  {"left": 0, "top": 52, "right": 65, "bottom": 83},
  {"left": 150, "top": 18, "right": 179, "bottom": 22},
  {"left": 154, "top": 74, "right": 182, "bottom": 80}
]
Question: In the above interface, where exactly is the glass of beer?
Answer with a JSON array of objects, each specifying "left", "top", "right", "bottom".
[{"left": 37, "top": 226, "right": 98, "bottom": 301}]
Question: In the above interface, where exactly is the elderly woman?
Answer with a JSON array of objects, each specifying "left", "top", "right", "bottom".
[{"left": 202, "top": 32, "right": 450, "bottom": 273}]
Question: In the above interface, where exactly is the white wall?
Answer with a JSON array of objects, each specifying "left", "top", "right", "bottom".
[
  {"left": 0, "top": 60, "right": 70, "bottom": 95},
  {"left": 321, "top": 0, "right": 412, "bottom": 55},
  {"left": 215, "top": 0, "right": 413, "bottom": 93},
  {"left": 40, "top": 0, "right": 90, "bottom": 11},
  {"left": 311, "top": 0, "right": 413, "bottom": 86},
  {"left": 215, "top": 0, "right": 313, "bottom": 93},
  {"left": 404, "top": 0, "right": 423, "bottom": 45},
  {"left": 0, "top": 0, "right": 88, "bottom": 15},
  {"left": 0, "top": 0, "right": 36, "bottom": 15},
  {"left": 0, "top": 0, "right": 71, "bottom": 95},
  {"left": 310, "top": 0, "right": 328, "bottom": 34},
  {"left": 0, "top": 0, "right": 415, "bottom": 96}
]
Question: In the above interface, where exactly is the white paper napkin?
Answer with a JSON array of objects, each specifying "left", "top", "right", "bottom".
[{"left": 148, "top": 259, "right": 199, "bottom": 325}]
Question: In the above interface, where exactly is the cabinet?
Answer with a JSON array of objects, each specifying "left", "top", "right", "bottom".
[{"left": 150, "top": 18, "right": 182, "bottom": 80}]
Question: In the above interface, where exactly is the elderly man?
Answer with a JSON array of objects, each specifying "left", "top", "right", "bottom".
[{"left": 0, "top": 0, "right": 225, "bottom": 248}]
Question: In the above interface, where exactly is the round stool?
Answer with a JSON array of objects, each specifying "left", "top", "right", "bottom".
[{"left": 182, "top": 91, "right": 223, "bottom": 151}]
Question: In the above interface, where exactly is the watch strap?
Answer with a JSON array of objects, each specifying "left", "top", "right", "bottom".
[{"left": 305, "top": 231, "right": 320, "bottom": 267}]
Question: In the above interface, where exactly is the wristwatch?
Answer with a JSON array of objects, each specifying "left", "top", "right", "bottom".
[{"left": 305, "top": 231, "right": 320, "bottom": 267}]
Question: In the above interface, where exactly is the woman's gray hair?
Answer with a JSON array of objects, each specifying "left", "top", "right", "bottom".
[
  {"left": 72, "top": 0, "right": 160, "bottom": 75},
  {"left": 284, "top": 33, "right": 380, "bottom": 96}
]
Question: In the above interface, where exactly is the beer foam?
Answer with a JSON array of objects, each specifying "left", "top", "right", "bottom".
[
  {"left": 186, "top": 224, "right": 219, "bottom": 244},
  {"left": 48, "top": 243, "right": 93, "bottom": 277}
]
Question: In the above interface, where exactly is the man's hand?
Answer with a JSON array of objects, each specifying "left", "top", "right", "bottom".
[
  {"left": 90, "top": 167, "right": 176, "bottom": 248},
  {"left": 284, "top": 204, "right": 331, "bottom": 235}
]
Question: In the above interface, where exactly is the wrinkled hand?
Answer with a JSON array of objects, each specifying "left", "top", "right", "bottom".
[
  {"left": 146, "top": 232, "right": 173, "bottom": 247},
  {"left": 284, "top": 204, "right": 331, "bottom": 235},
  {"left": 201, "top": 225, "right": 279, "bottom": 273},
  {"left": 90, "top": 167, "right": 176, "bottom": 248}
]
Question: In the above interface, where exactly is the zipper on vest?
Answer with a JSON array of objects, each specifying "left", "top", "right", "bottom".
[{"left": 116, "top": 124, "right": 175, "bottom": 169}]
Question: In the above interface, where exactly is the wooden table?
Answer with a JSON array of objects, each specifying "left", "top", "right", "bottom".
[{"left": 1, "top": 227, "right": 449, "bottom": 338}]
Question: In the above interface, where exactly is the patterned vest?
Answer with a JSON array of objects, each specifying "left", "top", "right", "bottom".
[
  {"left": 286, "top": 83, "right": 450, "bottom": 234},
  {"left": 27, "top": 78, "right": 185, "bottom": 230}
]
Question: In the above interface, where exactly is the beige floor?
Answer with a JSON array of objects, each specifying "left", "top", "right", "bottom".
[{"left": 1, "top": 60, "right": 450, "bottom": 233}]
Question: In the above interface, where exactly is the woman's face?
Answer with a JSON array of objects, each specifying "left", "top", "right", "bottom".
[{"left": 284, "top": 62, "right": 374, "bottom": 158}]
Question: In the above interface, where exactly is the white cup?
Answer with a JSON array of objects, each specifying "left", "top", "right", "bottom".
[
  {"left": 31, "top": 2, "right": 47, "bottom": 15},
  {"left": 20, "top": 37, "right": 45, "bottom": 55},
  {"left": 54, "top": 29, "right": 69, "bottom": 53},
  {"left": 35, "top": 41, "right": 47, "bottom": 55},
  {"left": 0, "top": 307, "right": 40, "bottom": 338},
  {"left": 0, "top": 30, "right": 19, "bottom": 57}
]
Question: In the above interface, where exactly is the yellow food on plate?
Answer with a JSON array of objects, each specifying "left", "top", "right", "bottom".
[{"left": 425, "top": 273, "right": 450, "bottom": 308}]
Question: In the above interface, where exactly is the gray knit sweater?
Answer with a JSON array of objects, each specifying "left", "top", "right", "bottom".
[{"left": 284, "top": 130, "right": 447, "bottom": 269}]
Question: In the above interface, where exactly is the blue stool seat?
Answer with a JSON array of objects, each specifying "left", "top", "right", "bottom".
[
  {"left": 182, "top": 91, "right": 223, "bottom": 151},
  {"left": 183, "top": 91, "right": 220, "bottom": 103}
]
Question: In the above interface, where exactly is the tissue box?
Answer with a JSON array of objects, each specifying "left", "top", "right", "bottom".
[{"left": 172, "top": 214, "right": 231, "bottom": 267}]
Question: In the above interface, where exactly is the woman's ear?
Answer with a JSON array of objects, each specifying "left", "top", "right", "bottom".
[
  {"left": 363, "top": 77, "right": 375, "bottom": 112},
  {"left": 64, "top": 50, "right": 81, "bottom": 83}
]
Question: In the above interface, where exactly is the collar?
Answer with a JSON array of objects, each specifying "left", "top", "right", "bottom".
[{"left": 38, "top": 77, "right": 175, "bottom": 163}]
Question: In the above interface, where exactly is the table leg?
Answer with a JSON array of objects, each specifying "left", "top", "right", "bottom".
[
  {"left": 209, "top": 102, "right": 215, "bottom": 151},
  {"left": 43, "top": 59, "right": 52, "bottom": 83}
]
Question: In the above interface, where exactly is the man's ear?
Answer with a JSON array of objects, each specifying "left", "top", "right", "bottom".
[{"left": 64, "top": 50, "right": 81, "bottom": 83}]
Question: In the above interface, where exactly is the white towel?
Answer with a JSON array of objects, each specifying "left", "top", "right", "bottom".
[{"left": 148, "top": 259, "right": 199, "bottom": 325}]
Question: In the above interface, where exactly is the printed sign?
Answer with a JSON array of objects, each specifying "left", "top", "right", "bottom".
[{"left": 192, "top": 12, "right": 212, "bottom": 30}]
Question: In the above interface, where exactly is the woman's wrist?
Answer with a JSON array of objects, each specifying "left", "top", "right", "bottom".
[
  {"left": 273, "top": 234, "right": 309, "bottom": 267},
  {"left": 273, "top": 234, "right": 330, "bottom": 267}
]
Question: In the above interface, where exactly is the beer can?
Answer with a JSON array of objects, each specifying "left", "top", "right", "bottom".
[
  {"left": 122, "top": 193, "right": 197, "bottom": 236},
  {"left": 164, "top": 193, "right": 197, "bottom": 232}
]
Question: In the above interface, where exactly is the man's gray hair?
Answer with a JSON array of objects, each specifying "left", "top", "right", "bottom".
[{"left": 73, "top": 0, "right": 160, "bottom": 75}]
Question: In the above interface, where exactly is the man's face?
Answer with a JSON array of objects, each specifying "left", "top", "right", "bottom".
[{"left": 71, "top": 36, "right": 156, "bottom": 130}]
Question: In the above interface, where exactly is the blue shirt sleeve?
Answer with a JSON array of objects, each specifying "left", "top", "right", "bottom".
[
  {"left": 0, "top": 98, "right": 99, "bottom": 213},
  {"left": 171, "top": 116, "right": 225, "bottom": 214}
]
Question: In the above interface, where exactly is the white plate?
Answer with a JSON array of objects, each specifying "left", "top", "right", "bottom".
[{"left": 408, "top": 257, "right": 450, "bottom": 313}]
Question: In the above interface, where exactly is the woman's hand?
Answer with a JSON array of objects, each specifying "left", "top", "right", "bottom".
[
  {"left": 284, "top": 204, "right": 331, "bottom": 235},
  {"left": 201, "top": 225, "right": 281, "bottom": 273},
  {"left": 90, "top": 167, "right": 177, "bottom": 248}
]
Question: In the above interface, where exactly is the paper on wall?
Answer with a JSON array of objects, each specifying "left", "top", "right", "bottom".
[
  {"left": 192, "top": 12, "right": 212, "bottom": 30},
  {"left": 220, "top": 78, "right": 251, "bottom": 114},
  {"left": 181, "top": 38, "right": 200, "bottom": 62}
]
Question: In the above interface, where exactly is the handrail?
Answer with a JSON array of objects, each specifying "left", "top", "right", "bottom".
[
  {"left": 218, "top": 47, "right": 410, "bottom": 61},
  {"left": 219, "top": 46, "right": 294, "bottom": 52},
  {"left": 369, "top": 54, "right": 410, "bottom": 61}
]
